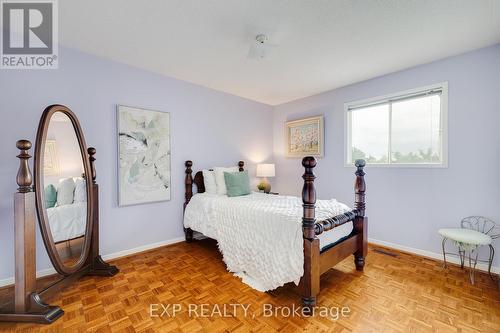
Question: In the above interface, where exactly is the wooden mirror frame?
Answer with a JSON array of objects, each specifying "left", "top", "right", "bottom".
[
  {"left": 34, "top": 105, "right": 94, "bottom": 276},
  {"left": 0, "top": 104, "right": 118, "bottom": 324}
]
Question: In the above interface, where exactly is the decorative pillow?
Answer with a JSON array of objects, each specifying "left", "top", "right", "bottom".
[
  {"left": 44, "top": 184, "right": 57, "bottom": 208},
  {"left": 214, "top": 166, "right": 239, "bottom": 195},
  {"left": 224, "top": 170, "right": 251, "bottom": 197},
  {"left": 202, "top": 169, "right": 217, "bottom": 194},
  {"left": 73, "top": 178, "right": 87, "bottom": 203},
  {"left": 57, "top": 178, "right": 75, "bottom": 206}
]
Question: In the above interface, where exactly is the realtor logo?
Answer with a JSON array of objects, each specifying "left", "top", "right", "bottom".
[{"left": 1, "top": 0, "right": 58, "bottom": 69}]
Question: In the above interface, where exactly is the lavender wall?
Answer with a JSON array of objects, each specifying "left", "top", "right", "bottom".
[
  {"left": 1, "top": 44, "right": 498, "bottom": 282},
  {"left": 0, "top": 47, "right": 273, "bottom": 281},
  {"left": 273, "top": 44, "right": 500, "bottom": 267}
]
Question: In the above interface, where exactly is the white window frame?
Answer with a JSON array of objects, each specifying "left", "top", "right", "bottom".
[{"left": 344, "top": 82, "right": 448, "bottom": 168}]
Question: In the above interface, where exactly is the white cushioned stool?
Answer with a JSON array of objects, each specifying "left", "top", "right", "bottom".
[{"left": 439, "top": 216, "right": 498, "bottom": 284}]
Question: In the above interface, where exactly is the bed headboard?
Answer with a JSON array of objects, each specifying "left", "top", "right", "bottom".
[
  {"left": 193, "top": 171, "right": 205, "bottom": 193},
  {"left": 184, "top": 160, "right": 244, "bottom": 208}
]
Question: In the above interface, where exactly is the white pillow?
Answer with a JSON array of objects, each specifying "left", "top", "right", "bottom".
[
  {"left": 57, "top": 178, "right": 75, "bottom": 206},
  {"left": 202, "top": 170, "right": 217, "bottom": 194},
  {"left": 214, "top": 166, "right": 239, "bottom": 195},
  {"left": 73, "top": 178, "right": 87, "bottom": 203}
]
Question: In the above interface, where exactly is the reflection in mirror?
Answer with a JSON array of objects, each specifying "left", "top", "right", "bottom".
[{"left": 43, "top": 112, "right": 87, "bottom": 267}]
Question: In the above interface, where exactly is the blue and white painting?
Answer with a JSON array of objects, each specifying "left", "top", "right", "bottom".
[{"left": 117, "top": 105, "right": 171, "bottom": 206}]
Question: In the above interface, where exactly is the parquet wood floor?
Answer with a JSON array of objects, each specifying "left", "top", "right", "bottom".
[{"left": 0, "top": 239, "right": 499, "bottom": 333}]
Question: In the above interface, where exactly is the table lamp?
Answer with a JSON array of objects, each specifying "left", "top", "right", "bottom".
[{"left": 256, "top": 163, "right": 275, "bottom": 194}]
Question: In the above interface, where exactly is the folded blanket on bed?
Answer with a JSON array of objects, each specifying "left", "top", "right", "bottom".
[{"left": 183, "top": 192, "right": 351, "bottom": 291}]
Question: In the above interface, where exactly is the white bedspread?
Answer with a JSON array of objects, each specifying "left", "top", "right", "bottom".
[
  {"left": 183, "top": 192, "right": 352, "bottom": 291},
  {"left": 47, "top": 202, "right": 87, "bottom": 243}
]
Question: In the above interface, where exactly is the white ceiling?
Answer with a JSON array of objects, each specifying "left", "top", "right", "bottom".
[{"left": 60, "top": 0, "right": 500, "bottom": 105}]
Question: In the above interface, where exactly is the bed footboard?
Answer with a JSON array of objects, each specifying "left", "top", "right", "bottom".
[{"left": 299, "top": 157, "right": 367, "bottom": 311}]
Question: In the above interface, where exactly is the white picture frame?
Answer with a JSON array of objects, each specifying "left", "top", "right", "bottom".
[{"left": 43, "top": 140, "right": 60, "bottom": 176}]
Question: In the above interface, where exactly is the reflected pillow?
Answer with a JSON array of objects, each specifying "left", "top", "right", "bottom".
[
  {"left": 214, "top": 166, "right": 239, "bottom": 195},
  {"left": 74, "top": 178, "right": 87, "bottom": 203},
  {"left": 57, "top": 178, "right": 75, "bottom": 206},
  {"left": 44, "top": 184, "right": 57, "bottom": 208},
  {"left": 224, "top": 170, "right": 251, "bottom": 197},
  {"left": 202, "top": 170, "right": 217, "bottom": 194}
]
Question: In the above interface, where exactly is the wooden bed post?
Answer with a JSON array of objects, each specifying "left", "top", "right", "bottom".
[
  {"left": 184, "top": 160, "right": 193, "bottom": 242},
  {"left": 300, "top": 156, "right": 320, "bottom": 312},
  {"left": 353, "top": 159, "right": 367, "bottom": 271}
]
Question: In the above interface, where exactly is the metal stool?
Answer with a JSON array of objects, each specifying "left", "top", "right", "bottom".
[{"left": 439, "top": 216, "right": 499, "bottom": 284}]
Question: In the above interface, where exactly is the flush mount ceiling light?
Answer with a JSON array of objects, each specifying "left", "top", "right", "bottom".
[{"left": 247, "top": 34, "right": 278, "bottom": 60}]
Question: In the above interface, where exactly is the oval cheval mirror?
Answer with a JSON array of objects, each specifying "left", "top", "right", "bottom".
[
  {"left": 34, "top": 105, "right": 93, "bottom": 275},
  {"left": 33, "top": 105, "right": 119, "bottom": 278},
  {"left": 0, "top": 105, "right": 118, "bottom": 324}
]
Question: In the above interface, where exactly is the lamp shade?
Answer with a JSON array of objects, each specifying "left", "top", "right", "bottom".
[{"left": 256, "top": 163, "right": 275, "bottom": 178}]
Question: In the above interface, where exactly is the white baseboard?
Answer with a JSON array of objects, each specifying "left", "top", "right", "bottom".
[
  {"left": 369, "top": 238, "right": 500, "bottom": 274},
  {"left": 0, "top": 236, "right": 185, "bottom": 288},
  {"left": 101, "top": 237, "right": 184, "bottom": 262},
  {"left": 0, "top": 267, "right": 58, "bottom": 289}
]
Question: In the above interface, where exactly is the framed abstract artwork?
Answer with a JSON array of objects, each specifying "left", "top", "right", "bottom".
[
  {"left": 117, "top": 105, "right": 171, "bottom": 206},
  {"left": 285, "top": 116, "right": 324, "bottom": 158}
]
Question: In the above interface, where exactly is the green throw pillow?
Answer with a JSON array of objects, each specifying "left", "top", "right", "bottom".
[
  {"left": 44, "top": 184, "right": 57, "bottom": 208},
  {"left": 224, "top": 170, "right": 251, "bottom": 197}
]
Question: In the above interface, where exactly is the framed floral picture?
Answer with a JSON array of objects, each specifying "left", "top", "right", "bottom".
[{"left": 285, "top": 116, "right": 324, "bottom": 158}]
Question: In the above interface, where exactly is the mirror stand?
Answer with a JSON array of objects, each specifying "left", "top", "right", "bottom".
[
  {"left": 0, "top": 140, "right": 118, "bottom": 324},
  {"left": 0, "top": 140, "right": 63, "bottom": 323},
  {"left": 86, "top": 147, "right": 119, "bottom": 277}
]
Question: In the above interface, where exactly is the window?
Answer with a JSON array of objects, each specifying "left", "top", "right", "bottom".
[{"left": 345, "top": 83, "right": 447, "bottom": 167}]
